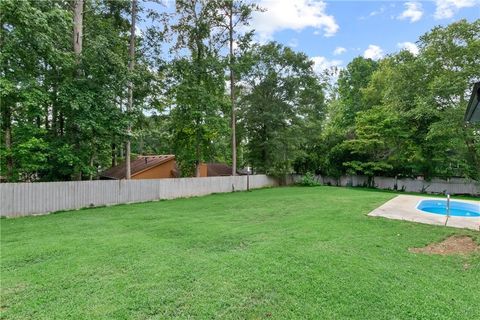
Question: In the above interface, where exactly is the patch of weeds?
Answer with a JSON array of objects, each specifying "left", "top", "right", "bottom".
[{"left": 297, "top": 172, "right": 320, "bottom": 187}]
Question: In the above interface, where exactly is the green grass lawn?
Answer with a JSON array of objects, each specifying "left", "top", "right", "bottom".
[{"left": 1, "top": 186, "right": 479, "bottom": 319}]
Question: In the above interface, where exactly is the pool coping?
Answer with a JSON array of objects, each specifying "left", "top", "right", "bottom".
[{"left": 368, "top": 195, "right": 480, "bottom": 231}]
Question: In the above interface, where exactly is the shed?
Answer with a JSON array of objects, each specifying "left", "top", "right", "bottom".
[
  {"left": 198, "top": 163, "right": 239, "bottom": 177},
  {"left": 99, "top": 155, "right": 178, "bottom": 180}
]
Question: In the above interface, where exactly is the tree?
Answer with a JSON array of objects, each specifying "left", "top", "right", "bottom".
[
  {"left": 1, "top": 0, "right": 71, "bottom": 181},
  {"left": 1, "top": 3, "right": 477, "bottom": 183},
  {"left": 72, "top": 0, "right": 83, "bottom": 180},
  {"left": 337, "top": 57, "right": 378, "bottom": 127},
  {"left": 325, "top": 19, "right": 480, "bottom": 180},
  {"left": 239, "top": 42, "right": 325, "bottom": 176},
  {"left": 0, "top": 0, "right": 155, "bottom": 181},
  {"left": 165, "top": 0, "right": 229, "bottom": 176},
  {"left": 73, "top": 0, "right": 83, "bottom": 63},
  {"left": 418, "top": 19, "right": 480, "bottom": 178},
  {"left": 215, "top": 0, "right": 260, "bottom": 175},
  {"left": 125, "top": 0, "right": 137, "bottom": 180},
  {"left": 342, "top": 105, "right": 407, "bottom": 181}
]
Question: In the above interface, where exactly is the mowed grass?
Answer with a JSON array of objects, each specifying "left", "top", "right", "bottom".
[{"left": 1, "top": 186, "right": 479, "bottom": 319}]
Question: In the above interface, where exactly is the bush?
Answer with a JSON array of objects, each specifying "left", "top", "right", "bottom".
[{"left": 298, "top": 172, "right": 320, "bottom": 187}]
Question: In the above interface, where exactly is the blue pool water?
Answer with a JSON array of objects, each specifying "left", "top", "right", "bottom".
[{"left": 417, "top": 200, "right": 480, "bottom": 217}]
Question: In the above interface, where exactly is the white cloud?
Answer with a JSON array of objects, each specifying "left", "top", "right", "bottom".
[
  {"left": 311, "top": 56, "right": 342, "bottom": 74},
  {"left": 434, "top": 0, "right": 479, "bottom": 19},
  {"left": 251, "top": 0, "right": 339, "bottom": 41},
  {"left": 397, "top": 41, "right": 419, "bottom": 55},
  {"left": 359, "top": 5, "right": 388, "bottom": 20},
  {"left": 333, "top": 47, "right": 346, "bottom": 55},
  {"left": 398, "top": 2, "right": 423, "bottom": 22},
  {"left": 363, "top": 45, "right": 384, "bottom": 60}
]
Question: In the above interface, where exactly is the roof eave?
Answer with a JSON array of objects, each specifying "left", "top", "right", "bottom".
[{"left": 464, "top": 82, "right": 480, "bottom": 123}]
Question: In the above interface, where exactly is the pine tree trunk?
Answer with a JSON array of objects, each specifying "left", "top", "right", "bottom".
[
  {"left": 3, "top": 106, "right": 13, "bottom": 181},
  {"left": 229, "top": 5, "right": 236, "bottom": 176},
  {"left": 125, "top": 0, "right": 137, "bottom": 180}
]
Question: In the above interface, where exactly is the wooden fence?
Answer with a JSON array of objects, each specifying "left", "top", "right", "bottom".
[
  {"left": 0, "top": 175, "right": 278, "bottom": 217},
  {"left": 3, "top": 174, "right": 477, "bottom": 218},
  {"left": 289, "top": 175, "right": 480, "bottom": 196}
]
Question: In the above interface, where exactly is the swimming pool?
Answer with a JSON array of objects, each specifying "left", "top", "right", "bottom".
[{"left": 417, "top": 199, "right": 480, "bottom": 217}]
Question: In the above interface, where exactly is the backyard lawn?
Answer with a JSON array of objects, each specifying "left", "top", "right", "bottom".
[{"left": 1, "top": 186, "right": 479, "bottom": 319}]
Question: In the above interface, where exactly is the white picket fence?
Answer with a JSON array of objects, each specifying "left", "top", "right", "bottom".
[
  {"left": 289, "top": 174, "right": 480, "bottom": 196},
  {"left": 0, "top": 175, "right": 278, "bottom": 217}
]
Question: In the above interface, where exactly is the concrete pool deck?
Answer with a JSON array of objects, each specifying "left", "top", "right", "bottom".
[{"left": 368, "top": 195, "right": 480, "bottom": 231}]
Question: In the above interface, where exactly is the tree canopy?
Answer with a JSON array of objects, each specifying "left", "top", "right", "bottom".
[{"left": 1, "top": 1, "right": 478, "bottom": 182}]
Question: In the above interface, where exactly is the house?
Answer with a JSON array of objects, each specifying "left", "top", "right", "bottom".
[
  {"left": 100, "top": 157, "right": 242, "bottom": 180},
  {"left": 464, "top": 82, "right": 480, "bottom": 123},
  {"left": 99, "top": 155, "right": 178, "bottom": 180}
]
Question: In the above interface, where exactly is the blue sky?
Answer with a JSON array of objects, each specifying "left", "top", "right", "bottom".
[
  {"left": 249, "top": 0, "right": 479, "bottom": 72},
  {"left": 142, "top": 0, "right": 479, "bottom": 72}
]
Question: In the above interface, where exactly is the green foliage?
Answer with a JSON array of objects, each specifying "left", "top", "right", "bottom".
[
  {"left": 0, "top": 1, "right": 477, "bottom": 182},
  {"left": 318, "top": 19, "right": 480, "bottom": 180},
  {"left": 0, "top": 0, "right": 155, "bottom": 181},
  {"left": 163, "top": 0, "right": 231, "bottom": 176},
  {"left": 337, "top": 57, "right": 378, "bottom": 127},
  {"left": 298, "top": 172, "right": 320, "bottom": 186},
  {"left": 240, "top": 42, "right": 325, "bottom": 176}
]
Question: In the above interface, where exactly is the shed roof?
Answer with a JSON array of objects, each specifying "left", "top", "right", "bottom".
[
  {"left": 465, "top": 82, "right": 480, "bottom": 123},
  {"left": 204, "top": 163, "right": 246, "bottom": 176},
  {"left": 206, "top": 163, "right": 233, "bottom": 176},
  {"left": 99, "top": 155, "right": 175, "bottom": 179}
]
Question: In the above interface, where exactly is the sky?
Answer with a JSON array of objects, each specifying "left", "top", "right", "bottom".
[{"left": 142, "top": 0, "right": 480, "bottom": 73}]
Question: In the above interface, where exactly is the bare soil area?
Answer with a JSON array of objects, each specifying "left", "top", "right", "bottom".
[{"left": 409, "top": 236, "right": 479, "bottom": 255}]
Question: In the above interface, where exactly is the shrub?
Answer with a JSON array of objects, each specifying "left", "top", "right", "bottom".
[{"left": 298, "top": 172, "right": 320, "bottom": 187}]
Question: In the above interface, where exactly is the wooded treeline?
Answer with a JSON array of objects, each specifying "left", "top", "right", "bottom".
[{"left": 1, "top": 0, "right": 479, "bottom": 182}]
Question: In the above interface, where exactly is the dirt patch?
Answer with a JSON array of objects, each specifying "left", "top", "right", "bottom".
[{"left": 409, "top": 236, "right": 479, "bottom": 255}]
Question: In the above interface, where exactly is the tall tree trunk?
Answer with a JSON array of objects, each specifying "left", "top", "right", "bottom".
[
  {"left": 73, "top": 0, "right": 83, "bottom": 63},
  {"left": 195, "top": 144, "right": 201, "bottom": 177},
  {"left": 125, "top": 0, "right": 137, "bottom": 180},
  {"left": 52, "top": 105, "right": 57, "bottom": 135},
  {"left": 73, "top": 0, "right": 83, "bottom": 180},
  {"left": 59, "top": 112, "right": 64, "bottom": 136},
  {"left": 3, "top": 106, "right": 13, "bottom": 181},
  {"left": 89, "top": 154, "right": 94, "bottom": 180},
  {"left": 45, "top": 105, "right": 50, "bottom": 130},
  {"left": 43, "top": 61, "right": 50, "bottom": 131},
  {"left": 111, "top": 143, "right": 117, "bottom": 167},
  {"left": 51, "top": 81, "right": 58, "bottom": 136},
  {"left": 228, "top": 4, "right": 236, "bottom": 176},
  {"left": 139, "top": 135, "right": 144, "bottom": 154}
]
